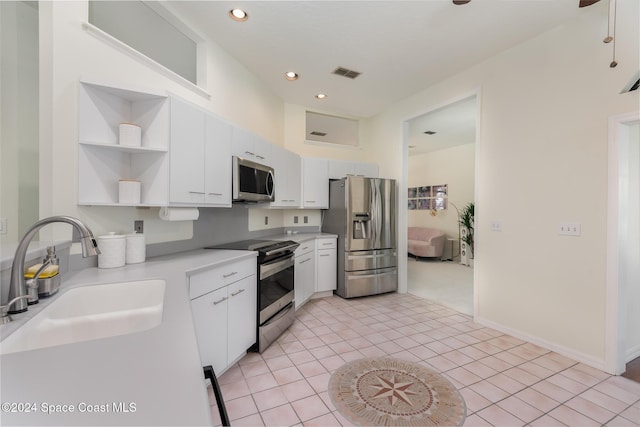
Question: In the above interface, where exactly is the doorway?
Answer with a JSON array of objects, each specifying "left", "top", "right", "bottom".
[
  {"left": 606, "top": 111, "right": 640, "bottom": 376},
  {"left": 404, "top": 94, "right": 478, "bottom": 315}
]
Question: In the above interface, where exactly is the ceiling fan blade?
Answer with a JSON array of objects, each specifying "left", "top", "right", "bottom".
[
  {"left": 453, "top": 0, "right": 472, "bottom": 5},
  {"left": 579, "top": 0, "right": 601, "bottom": 7}
]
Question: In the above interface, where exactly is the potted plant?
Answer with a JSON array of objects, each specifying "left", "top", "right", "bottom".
[{"left": 459, "top": 202, "right": 474, "bottom": 265}]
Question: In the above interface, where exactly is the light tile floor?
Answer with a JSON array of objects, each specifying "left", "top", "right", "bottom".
[{"left": 209, "top": 293, "right": 640, "bottom": 426}]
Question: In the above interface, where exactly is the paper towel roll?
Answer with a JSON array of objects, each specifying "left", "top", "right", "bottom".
[
  {"left": 97, "top": 233, "right": 126, "bottom": 269},
  {"left": 126, "top": 233, "right": 146, "bottom": 264},
  {"left": 159, "top": 207, "right": 199, "bottom": 221}
]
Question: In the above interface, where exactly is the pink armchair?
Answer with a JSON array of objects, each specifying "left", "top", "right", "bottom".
[{"left": 408, "top": 227, "right": 446, "bottom": 259}]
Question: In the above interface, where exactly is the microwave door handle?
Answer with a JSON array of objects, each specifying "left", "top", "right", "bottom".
[{"left": 266, "top": 170, "right": 274, "bottom": 198}]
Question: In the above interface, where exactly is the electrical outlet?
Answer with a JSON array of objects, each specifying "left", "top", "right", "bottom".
[
  {"left": 294, "top": 216, "right": 298, "bottom": 224},
  {"left": 490, "top": 220, "right": 502, "bottom": 232},
  {"left": 264, "top": 216, "right": 269, "bottom": 225},
  {"left": 134, "top": 220, "right": 144, "bottom": 234},
  {"left": 558, "top": 222, "right": 581, "bottom": 236},
  {"left": 304, "top": 216, "right": 308, "bottom": 224},
  {"left": 0, "top": 218, "right": 6, "bottom": 234}
]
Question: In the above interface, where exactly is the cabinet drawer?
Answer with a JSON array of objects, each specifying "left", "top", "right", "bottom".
[
  {"left": 294, "top": 240, "right": 315, "bottom": 257},
  {"left": 316, "top": 238, "right": 337, "bottom": 250},
  {"left": 189, "top": 258, "right": 256, "bottom": 299}
]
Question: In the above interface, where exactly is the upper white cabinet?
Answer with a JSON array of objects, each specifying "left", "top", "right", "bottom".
[
  {"left": 78, "top": 80, "right": 170, "bottom": 206},
  {"left": 270, "top": 145, "right": 301, "bottom": 208},
  {"left": 231, "top": 126, "right": 271, "bottom": 166},
  {"left": 328, "top": 160, "right": 379, "bottom": 179},
  {"left": 302, "top": 157, "right": 329, "bottom": 209},
  {"left": 169, "top": 96, "right": 231, "bottom": 207}
]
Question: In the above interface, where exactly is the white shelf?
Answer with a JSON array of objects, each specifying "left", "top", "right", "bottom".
[
  {"left": 79, "top": 140, "right": 168, "bottom": 153},
  {"left": 78, "top": 80, "right": 170, "bottom": 206}
]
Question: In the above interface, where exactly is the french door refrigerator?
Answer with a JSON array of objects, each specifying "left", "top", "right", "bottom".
[{"left": 322, "top": 176, "right": 397, "bottom": 298}]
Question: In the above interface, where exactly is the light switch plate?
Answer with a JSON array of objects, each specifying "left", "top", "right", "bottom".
[
  {"left": 490, "top": 220, "right": 502, "bottom": 232},
  {"left": 559, "top": 222, "right": 581, "bottom": 236}
]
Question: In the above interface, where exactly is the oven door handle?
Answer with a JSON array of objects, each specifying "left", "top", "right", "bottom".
[
  {"left": 260, "top": 256, "right": 294, "bottom": 280},
  {"left": 263, "top": 242, "right": 300, "bottom": 256},
  {"left": 262, "top": 301, "right": 294, "bottom": 327}
]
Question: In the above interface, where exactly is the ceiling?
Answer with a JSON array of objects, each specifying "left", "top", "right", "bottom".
[{"left": 167, "top": 0, "right": 591, "bottom": 119}]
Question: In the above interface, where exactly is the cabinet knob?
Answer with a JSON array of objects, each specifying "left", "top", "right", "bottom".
[
  {"left": 231, "top": 289, "right": 245, "bottom": 297},
  {"left": 223, "top": 271, "right": 238, "bottom": 278}
]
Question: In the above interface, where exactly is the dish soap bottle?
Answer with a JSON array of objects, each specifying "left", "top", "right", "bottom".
[{"left": 24, "top": 246, "right": 61, "bottom": 298}]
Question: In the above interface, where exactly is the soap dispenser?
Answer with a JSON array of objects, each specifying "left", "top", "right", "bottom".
[{"left": 26, "top": 245, "right": 61, "bottom": 298}]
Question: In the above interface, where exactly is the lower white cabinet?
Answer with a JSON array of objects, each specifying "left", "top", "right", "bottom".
[
  {"left": 294, "top": 241, "right": 316, "bottom": 309},
  {"left": 316, "top": 238, "right": 337, "bottom": 292},
  {"left": 189, "top": 258, "right": 256, "bottom": 374}
]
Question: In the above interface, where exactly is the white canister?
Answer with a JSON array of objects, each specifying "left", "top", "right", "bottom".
[
  {"left": 126, "top": 233, "right": 146, "bottom": 264},
  {"left": 119, "top": 123, "right": 142, "bottom": 147},
  {"left": 119, "top": 180, "right": 141, "bottom": 204},
  {"left": 97, "top": 233, "right": 126, "bottom": 269}
]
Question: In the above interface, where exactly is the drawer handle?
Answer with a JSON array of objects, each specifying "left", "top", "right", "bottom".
[
  {"left": 223, "top": 271, "right": 238, "bottom": 278},
  {"left": 256, "top": 155, "right": 265, "bottom": 160},
  {"left": 306, "top": 200, "right": 316, "bottom": 203},
  {"left": 302, "top": 246, "right": 309, "bottom": 250},
  {"left": 320, "top": 254, "right": 331, "bottom": 257},
  {"left": 231, "top": 289, "right": 245, "bottom": 297},
  {"left": 322, "top": 242, "right": 333, "bottom": 246},
  {"left": 208, "top": 192, "right": 222, "bottom": 196},
  {"left": 245, "top": 151, "right": 255, "bottom": 156},
  {"left": 300, "top": 258, "right": 311, "bottom": 264},
  {"left": 213, "top": 296, "right": 228, "bottom": 305},
  {"left": 189, "top": 191, "right": 205, "bottom": 194}
]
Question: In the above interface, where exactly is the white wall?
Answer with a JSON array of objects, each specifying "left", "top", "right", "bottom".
[
  {"left": 38, "top": 1, "right": 284, "bottom": 244},
  {"left": 364, "top": 1, "right": 639, "bottom": 369},
  {"left": 408, "top": 144, "right": 475, "bottom": 240}
]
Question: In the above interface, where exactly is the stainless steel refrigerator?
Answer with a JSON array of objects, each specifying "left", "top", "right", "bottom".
[{"left": 322, "top": 176, "right": 397, "bottom": 298}]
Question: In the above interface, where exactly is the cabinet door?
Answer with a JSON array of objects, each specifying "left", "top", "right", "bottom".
[
  {"left": 355, "top": 162, "right": 379, "bottom": 178},
  {"left": 328, "top": 160, "right": 355, "bottom": 179},
  {"left": 271, "top": 146, "right": 301, "bottom": 207},
  {"left": 190, "top": 286, "right": 228, "bottom": 374},
  {"left": 227, "top": 275, "right": 257, "bottom": 362},
  {"left": 231, "top": 126, "right": 255, "bottom": 160},
  {"left": 170, "top": 97, "right": 205, "bottom": 204},
  {"left": 316, "top": 248, "right": 337, "bottom": 292},
  {"left": 204, "top": 115, "right": 232, "bottom": 206},
  {"left": 302, "top": 157, "right": 329, "bottom": 208},
  {"left": 295, "top": 251, "right": 316, "bottom": 309}
]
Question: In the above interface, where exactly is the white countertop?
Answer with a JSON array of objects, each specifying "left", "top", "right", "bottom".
[
  {"left": 268, "top": 232, "right": 337, "bottom": 243},
  {"left": 0, "top": 249, "right": 256, "bottom": 427}
]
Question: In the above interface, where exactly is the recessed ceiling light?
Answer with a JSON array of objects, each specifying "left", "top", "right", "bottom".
[
  {"left": 315, "top": 93, "right": 327, "bottom": 100},
  {"left": 229, "top": 9, "right": 248, "bottom": 22},
  {"left": 285, "top": 72, "right": 299, "bottom": 81}
]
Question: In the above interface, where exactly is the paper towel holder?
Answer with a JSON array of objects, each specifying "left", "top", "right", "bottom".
[{"left": 159, "top": 206, "right": 200, "bottom": 221}]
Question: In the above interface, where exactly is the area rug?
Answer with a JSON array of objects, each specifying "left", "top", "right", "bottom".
[{"left": 328, "top": 357, "right": 466, "bottom": 426}]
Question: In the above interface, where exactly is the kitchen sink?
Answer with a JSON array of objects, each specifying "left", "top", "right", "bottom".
[{"left": 0, "top": 279, "right": 165, "bottom": 355}]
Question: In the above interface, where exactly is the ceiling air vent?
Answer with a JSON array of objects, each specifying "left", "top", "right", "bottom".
[
  {"left": 332, "top": 67, "right": 361, "bottom": 79},
  {"left": 310, "top": 131, "right": 327, "bottom": 137}
]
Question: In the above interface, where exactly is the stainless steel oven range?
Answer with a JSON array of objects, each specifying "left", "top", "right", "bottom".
[{"left": 206, "top": 239, "right": 299, "bottom": 353}]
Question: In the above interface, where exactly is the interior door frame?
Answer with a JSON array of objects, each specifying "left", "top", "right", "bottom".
[
  {"left": 605, "top": 110, "right": 640, "bottom": 374},
  {"left": 400, "top": 88, "right": 481, "bottom": 318}
]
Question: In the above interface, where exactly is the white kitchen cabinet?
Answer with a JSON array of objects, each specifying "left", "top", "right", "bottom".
[
  {"left": 231, "top": 126, "right": 271, "bottom": 166},
  {"left": 328, "top": 160, "right": 379, "bottom": 179},
  {"left": 77, "top": 80, "right": 170, "bottom": 206},
  {"left": 302, "top": 157, "right": 329, "bottom": 208},
  {"left": 169, "top": 96, "right": 231, "bottom": 207},
  {"left": 189, "top": 258, "right": 257, "bottom": 374},
  {"left": 294, "top": 241, "right": 316, "bottom": 309},
  {"left": 270, "top": 145, "right": 301, "bottom": 208},
  {"left": 316, "top": 237, "right": 337, "bottom": 292}
]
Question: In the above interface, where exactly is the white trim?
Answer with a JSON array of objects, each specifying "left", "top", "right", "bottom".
[
  {"left": 477, "top": 316, "right": 608, "bottom": 372},
  {"left": 627, "top": 343, "right": 640, "bottom": 362},
  {"left": 303, "top": 139, "right": 362, "bottom": 150},
  {"left": 82, "top": 22, "right": 211, "bottom": 100},
  {"left": 606, "top": 111, "right": 640, "bottom": 374}
]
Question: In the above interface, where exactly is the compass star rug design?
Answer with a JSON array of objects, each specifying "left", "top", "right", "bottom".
[{"left": 328, "top": 357, "right": 466, "bottom": 426}]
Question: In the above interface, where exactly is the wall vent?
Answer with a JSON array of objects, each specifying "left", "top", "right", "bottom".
[
  {"left": 332, "top": 67, "right": 361, "bottom": 79},
  {"left": 310, "top": 131, "right": 327, "bottom": 137}
]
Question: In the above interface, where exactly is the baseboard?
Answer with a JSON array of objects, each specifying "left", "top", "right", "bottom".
[
  {"left": 626, "top": 343, "right": 640, "bottom": 363},
  {"left": 476, "top": 316, "right": 610, "bottom": 374}
]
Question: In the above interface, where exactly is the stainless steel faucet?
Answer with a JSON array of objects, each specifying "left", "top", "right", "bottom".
[{"left": 7, "top": 216, "right": 101, "bottom": 314}]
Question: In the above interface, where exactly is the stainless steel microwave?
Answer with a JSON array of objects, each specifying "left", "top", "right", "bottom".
[{"left": 232, "top": 156, "right": 275, "bottom": 202}]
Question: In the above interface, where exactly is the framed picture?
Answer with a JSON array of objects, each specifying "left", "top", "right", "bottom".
[
  {"left": 408, "top": 187, "right": 418, "bottom": 199},
  {"left": 408, "top": 199, "right": 418, "bottom": 210},
  {"left": 418, "top": 198, "right": 431, "bottom": 210},
  {"left": 418, "top": 186, "right": 431, "bottom": 198},
  {"left": 433, "top": 185, "right": 448, "bottom": 198},
  {"left": 434, "top": 197, "right": 447, "bottom": 210}
]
